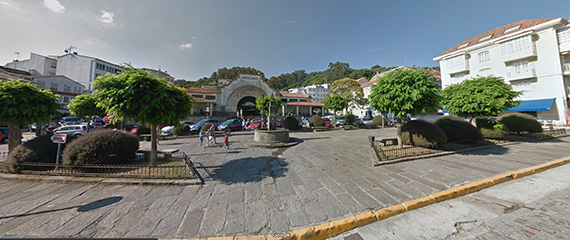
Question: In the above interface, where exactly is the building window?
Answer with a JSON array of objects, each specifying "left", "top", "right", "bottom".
[
  {"left": 478, "top": 51, "right": 490, "bottom": 63},
  {"left": 558, "top": 28, "right": 570, "bottom": 44},
  {"left": 64, "top": 85, "right": 71, "bottom": 92},
  {"left": 512, "top": 80, "right": 532, "bottom": 91},
  {"left": 62, "top": 96, "right": 70, "bottom": 103},
  {"left": 50, "top": 83, "right": 58, "bottom": 91},
  {"left": 96, "top": 62, "right": 105, "bottom": 71},
  {"left": 478, "top": 34, "right": 494, "bottom": 42},
  {"left": 457, "top": 42, "right": 470, "bottom": 50},
  {"left": 479, "top": 68, "right": 492, "bottom": 76},
  {"left": 191, "top": 94, "right": 203, "bottom": 98},
  {"left": 500, "top": 36, "right": 531, "bottom": 55},
  {"left": 513, "top": 61, "right": 529, "bottom": 74},
  {"left": 205, "top": 95, "right": 215, "bottom": 100},
  {"left": 503, "top": 24, "right": 521, "bottom": 34}
]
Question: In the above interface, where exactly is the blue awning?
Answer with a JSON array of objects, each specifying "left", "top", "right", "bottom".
[{"left": 504, "top": 98, "right": 555, "bottom": 112}]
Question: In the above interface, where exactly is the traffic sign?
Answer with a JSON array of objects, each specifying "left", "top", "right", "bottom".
[{"left": 51, "top": 134, "right": 67, "bottom": 144}]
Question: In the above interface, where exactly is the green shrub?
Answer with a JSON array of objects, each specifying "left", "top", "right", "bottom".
[
  {"left": 346, "top": 113, "right": 356, "bottom": 125},
  {"left": 476, "top": 118, "right": 496, "bottom": 129},
  {"left": 104, "top": 121, "right": 124, "bottom": 129},
  {"left": 435, "top": 116, "right": 482, "bottom": 142},
  {"left": 309, "top": 115, "right": 325, "bottom": 127},
  {"left": 499, "top": 113, "right": 543, "bottom": 134},
  {"left": 4, "top": 134, "right": 77, "bottom": 173},
  {"left": 481, "top": 128, "right": 508, "bottom": 139},
  {"left": 283, "top": 116, "right": 300, "bottom": 130},
  {"left": 62, "top": 130, "right": 139, "bottom": 165},
  {"left": 173, "top": 123, "right": 190, "bottom": 135},
  {"left": 372, "top": 115, "right": 389, "bottom": 126},
  {"left": 401, "top": 120, "right": 447, "bottom": 148}
]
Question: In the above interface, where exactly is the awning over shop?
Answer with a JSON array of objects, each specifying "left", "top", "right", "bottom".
[{"left": 504, "top": 98, "right": 555, "bottom": 112}]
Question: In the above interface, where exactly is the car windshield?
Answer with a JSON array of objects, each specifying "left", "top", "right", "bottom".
[
  {"left": 363, "top": 117, "right": 372, "bottom": 120},
  {"left": 196, "top": 120, "right": 209, "bottom": 125}
]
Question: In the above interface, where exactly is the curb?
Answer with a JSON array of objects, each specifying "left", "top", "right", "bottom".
[
  {"left": 0, "top": 173, "right": 203, "bottom": 186},
  {"left": 159, "top": 156, "right": 570, "bottom": 240}
]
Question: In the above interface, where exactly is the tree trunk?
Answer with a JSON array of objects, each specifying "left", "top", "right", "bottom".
[
  {"left": 7, "top": 123, "right": 22, "bottom": 154},
  {"left": 150, "top": 124, "right": 158, "bottom": 166},
  {"left": 396, "top": 119, "right": 403, "bottom": 148},
  {"left": 86, "top": 115, "right": 91, "bottom": 133},
  {"left": 35, "top": 122, "right": 42, "bottom": 137},
  {"left": 470, "top": 116, "right": 477, "bottom": 128}
]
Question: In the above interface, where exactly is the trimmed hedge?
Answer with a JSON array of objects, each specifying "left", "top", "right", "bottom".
[
  {"left": 309, "top": 115, "right": 325, "bottom": 127},
  {"left": 499, "top": 113, "right": 543, "bottom": 134},
  {"left": 372, "top": 115, "right": 389, "bottom": 126},
  {"left": 481, "top": 128, "right": 508, "bottom": 139},
  {"left": 401, "top": 120, "right": 447, "bottom": 148},
  {"left": 435, "top": 116, "right": 482, "bottom": 142},
  {"left": 476, "top": 118, "right": 496, "bottom": 129},
  {"left": 283, "top": 116, "right": 300, "bottom": 130},
  {"left": 173, "top": 123, "right": 190, "bottom": 135},
  {"left": 4, "top": 134, "right": 77, "bottom": 173},
  {"left": 62, "top": 130, "right": 139, "bottom": 165}
]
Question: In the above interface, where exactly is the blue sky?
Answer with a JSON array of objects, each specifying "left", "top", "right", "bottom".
[{"left": 1, "top": 0, "right": 569, "bottom": 81}]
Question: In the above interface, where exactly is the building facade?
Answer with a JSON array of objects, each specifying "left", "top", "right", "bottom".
[
  {"left": 433, "top": 18, "right": 570, "bottom": 125},
  {"left": 4, "top": 52, "right": 57, "bottom": 76},
  {"left": 24, "top": 75, "right": 85, "bottom": 114},
  {"left": 287, "top": 83, "right": 330, "bottom": 103},
  {"left": 142, "top": 68, "right": 175, "bottom": 85},
  {"left": 56, "top": 53, "right": 123, "bottom": 92}
]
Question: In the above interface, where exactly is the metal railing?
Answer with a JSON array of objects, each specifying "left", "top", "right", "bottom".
[
  {"left": 0, "top": 151, "right": 197, "bottom": 179},
  {"left": 371, "top": 139, "right": 442, "bottom": 161}
]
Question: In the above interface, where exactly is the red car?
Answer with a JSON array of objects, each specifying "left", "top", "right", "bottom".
[
  {"left": 321, "top": 117, "right": 332, "bottom": 127},
  {"left": 247, "top": 118, "right": 264, "bottom": 130}
]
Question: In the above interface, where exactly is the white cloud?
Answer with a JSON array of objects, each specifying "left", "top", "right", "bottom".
[
  {"left": 178, "top": 43, "right": 193, "bottom": 50},
  {"left": 82, "top": 37, "right": 106, "bottom": 46},
  {"left": 43, "top": 0, "right": 65, "bottom": 13},
  {"left": 0, "top": 0, "right": 17, "bottom": 9},
  {"left": 99, "top": 10, "right": 115, "bottom": 26}
]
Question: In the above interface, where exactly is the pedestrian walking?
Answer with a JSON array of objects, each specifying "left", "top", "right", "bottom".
[
  {"left": 209, "top": 124, "right": 217, "bottom": 144},
  {"left": 223, "top": 131, "right": 230, "bottom": 150},
  {"left": 199, "top": 129, "right": 205, "bottom": 147},
  {"left": 242, "top": 118, "right": 247, "bottom": 131}
]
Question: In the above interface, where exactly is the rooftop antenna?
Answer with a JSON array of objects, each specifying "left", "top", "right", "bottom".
[{"left": 14, "top": 52, "right": 20, "bottom": 60}]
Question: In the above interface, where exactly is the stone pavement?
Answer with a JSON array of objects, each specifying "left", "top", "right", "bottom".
[
  {"left": 0, "top": 129, "right": 569, "bottom": 238},
  {"left": 329, "top": 159, "right": 570, "bottom": 240}
]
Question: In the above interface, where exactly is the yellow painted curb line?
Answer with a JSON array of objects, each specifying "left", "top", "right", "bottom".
[{"left": 160, "top": 156, "right": 570, "bottom": 240}]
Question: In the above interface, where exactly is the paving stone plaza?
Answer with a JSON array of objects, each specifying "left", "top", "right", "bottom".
[{"left": 0, "top": 129, "right": 569, "bottom": 238}]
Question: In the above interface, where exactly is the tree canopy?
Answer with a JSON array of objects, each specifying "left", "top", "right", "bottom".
[
  {"left": 175, "top": 66, "right": 266, "bottom": 88},
  {"left": 327, "top": 78, "right": 367, "bottom": 111},
  {"left": 0, "top": 79, "right": 61, "bottom": 152},
  {"left": 94, "top": 66, "right": 193, "bottom": 165},
  {"left": 68, "top": 94, "right": 106, "bottom": 133},
  {"left": 369, "top": 68, "right": 440, "bottom": 120},
  {"left": 323, "top": 95, "right": 347, "bottom": 123},
  {"left": 255, "top": 95, "right": 282, "bottom": 117},
  {"left": 440, "top": 76, "right": 521, "bottom": 125}
]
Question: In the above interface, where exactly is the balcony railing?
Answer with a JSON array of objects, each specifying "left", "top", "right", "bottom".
[{"left": 507, "top": 68, "right": 536, "bottom": 81}]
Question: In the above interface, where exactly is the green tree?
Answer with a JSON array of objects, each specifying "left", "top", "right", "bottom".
[
  {"left": 327, "top": 78, "right": 367, "bottom": 112},
  {"left": 94, "top": 66, "right": 193, "bottom": 166},
  {"left": 369, "top": 68, "right": 440, "bottom": 147},
  {"left": 67, "top": 94, "right": 106, "bottom": 133},
  {"left": 256, "top": 95, "right": 282, "bottom": 129},
  {"left": 348, "top": 68, "right": 375, "bottom": 80},
  {"left": 323, "top": 95, "right": 347, "bottom": 126},
  {"left": 440, "top": 76, "right": 521, "bottom": 127},
  {"left": 0, "top": 79, "right": 61, "bottom": 153},
  {"left": 327, "top": 61, "right": 353, "bottom": 82}
]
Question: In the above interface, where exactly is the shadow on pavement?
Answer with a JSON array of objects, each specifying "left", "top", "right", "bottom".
[
  {"left": 0, "top": 196, "right": 123, "bottom": 220},
  {"left": 455, "top": 144, "right": 509, "bottom": 156},
  {"left": 198, "top": 155, "right": 288, "bottom": 184}
]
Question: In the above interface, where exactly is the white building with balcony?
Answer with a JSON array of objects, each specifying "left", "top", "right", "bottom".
[
  {"left": 434, "top": 18, "right": 570, "bottom": 126},
  {"left": 288, "top": 83, "right": 330, "bottom": 103},
  {"left": 56, "top": 53, "right": 123, "bottom": 92}
]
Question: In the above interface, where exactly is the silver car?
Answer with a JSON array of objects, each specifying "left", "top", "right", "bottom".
[{"left": 54, "top": 125, "right": 88, "bottom": 136}]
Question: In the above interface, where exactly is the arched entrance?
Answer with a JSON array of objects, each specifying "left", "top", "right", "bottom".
[{"left": 237, "top": 96, "right": 259, "bottom": 117}]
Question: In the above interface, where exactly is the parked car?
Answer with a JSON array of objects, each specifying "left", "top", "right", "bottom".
[
  {"left": 160, "top": 126, "right": 174, "bottom": 136},
  {"left": 54, "top": 124, "right": 89, "bottom": 136},
  {"left": 362, "top": 116, "right": 374, "bottom": 125},
  {"left": 336, "top": 116, "right": 347, "bottom": 125},
  {"left": 275, "top": 118, "right": 282, "bottom": 128},
  {"left": 247, "top": 118, "right": 265, "bottom": 130},
  {"left": 218, "top": 119, "right": 243, "bottom": 132},
  {"left": 59, "top": 116, "right": 82, "bottom": 126},
  {"left": 321, "top": 117, "right": 332, "bottom": 127},
  {"left": 0, "top": 128, "right": 8, "bottom": 144},
  {"left": 180, "top": 120, "right": 195, "bottom": 126},
  {"left": 353, "top": 118, "right": 364, "bottom": 126},
  {"left": 189, "top": 119, "right": 222, "bottom": 133}
]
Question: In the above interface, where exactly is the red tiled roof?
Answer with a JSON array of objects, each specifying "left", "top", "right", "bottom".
[
  {"left": 185, "top": 87, "right": 217, "bottom": 94},
  {"left": 438, "top": 18, "right": 557, "bottom": 57},
  {"left": 361, "top": 80, "right": 376, "bottom": 87},
  {"left": 280, "top": 92, "right": 310, "bottom": 98},
  {"left": 192, "top": 97, "right": 216, "bottom": 103},
  {"left": 284, "top": 101, "right": 324, "bottom": 106}
]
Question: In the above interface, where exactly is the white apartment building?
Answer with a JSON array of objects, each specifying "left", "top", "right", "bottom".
[
  {"left": 434, "top": 18, "right": 570, "bottom": 126},
  {"left": 4, "top": 52, "right": 57, "bottom": 76},
  {"left": 24, "top": 75, "right": 85, "bottom": 114},
  {"left": 56, "top": 53, "right": 123, "bottom": 92},
  {"left": 142, "top": 68, "right": 175, "bottom": 85},
  {"left": 287, "top": 83, "right": 330, "bottom": 103}
]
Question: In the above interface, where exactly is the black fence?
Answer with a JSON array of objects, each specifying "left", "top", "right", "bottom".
[
  {"left": 0, "top": 151, "right": 199, "bottom": 180},
  {"left": 371, "top": 139, "right": 442, "bottom": 162}
]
